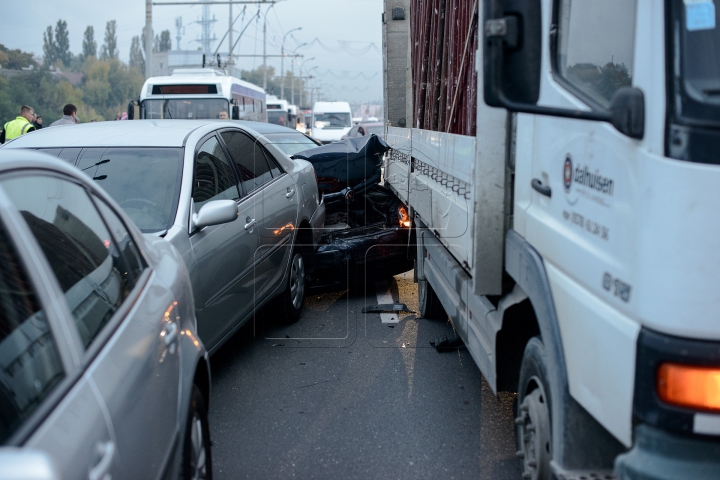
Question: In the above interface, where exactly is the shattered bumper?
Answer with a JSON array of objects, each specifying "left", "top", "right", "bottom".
[{"left": 310, "top": 224, "right": 414, "bottom": 290}]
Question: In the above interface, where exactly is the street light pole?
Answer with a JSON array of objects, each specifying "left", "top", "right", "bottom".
[
  {"left": 145, "top": 0, "right": 153, "bottom": 78},
  {"left": 294, "top": 56, "right": 313, "bottom": 106},
  {"left": 290, "top": 49, "right": 309, "bottom": 105},
  {"left": 280, "top": 28, "right": 302, "bottom": 100},
  {"left": 261, "top": 0, "right": 286, "bottom": 91}
]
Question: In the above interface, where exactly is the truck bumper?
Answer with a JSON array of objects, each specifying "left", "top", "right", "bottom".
[{"left": 615, "top": 424, "right": 720, "bottom": 480}]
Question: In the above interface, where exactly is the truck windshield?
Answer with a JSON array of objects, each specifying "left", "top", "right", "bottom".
[
  {"left": 76, "top": 147, "right": 184, "bottom": 233},
  {"left": 142, "top": 99, "right": 230, "bottom": 119},
  {"left": 314, "top": 113, "right": 352, "bottom": 129}
]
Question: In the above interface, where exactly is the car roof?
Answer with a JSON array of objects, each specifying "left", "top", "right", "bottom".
[
  {"left": 0, "top": 120, "right": 246, "bottom": 149},
  {"left": 356, "top": 122, "right": 384, "bottom": 127}
]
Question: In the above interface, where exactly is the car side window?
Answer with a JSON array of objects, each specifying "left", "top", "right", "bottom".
[
  {"left": 1, "top": 175, "right": 135, "bottom": 349},
  {"left": 92, "top": 195, "right": 146, "bottom": 284},
  {"left": 221, "top": 131, "right": 274, "bottom": 193},
  {"left": 193, "top": 135, "right": 240, "bottom": 213},
  {"left": 0, "top": 219, "right": 65, "bottom": 444},
  {"left": 556, "top": 0, "right": 637, "bottom": 107}
]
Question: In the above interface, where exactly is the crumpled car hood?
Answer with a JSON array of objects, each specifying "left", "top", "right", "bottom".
[{"left": 292, "top": 134, "right": 390, "bottom": 195}]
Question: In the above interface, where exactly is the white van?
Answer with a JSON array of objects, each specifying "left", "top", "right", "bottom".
[{"left": 311, "top": 101, "right": 353, "bottom": 144}]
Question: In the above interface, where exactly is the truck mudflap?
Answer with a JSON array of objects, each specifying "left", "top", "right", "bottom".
[{"left": 614, "top": 424, "right": 720, "bottom": 480}]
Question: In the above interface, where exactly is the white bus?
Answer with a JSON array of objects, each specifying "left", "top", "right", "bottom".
[{"left": 135, "top": 69, "right": 267, "bottom": 122}]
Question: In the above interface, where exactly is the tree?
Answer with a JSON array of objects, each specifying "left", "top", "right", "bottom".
[
  {"left": 43, "top": 26, "right": 56, "bottom": 66},
  {"left": 101, "top": 20, "right": 118, "bottom": 60},
  {"left": 159, "top": 30, "right": 172, "bottom": 52},
  {"left": 129, "top": 36, "right": 145, "bottom": 74},
  {"left": 0, "top": 44, "right": 37, "bottom": 70},
  {"left": 83, "top": 26, "right": 97, "bottom": 59},
  {"left": 241, "top": 66, "right": 279, "bottom": 95},
  {"left": 54, "top": 20, "right": 72, "bottom": 66}
]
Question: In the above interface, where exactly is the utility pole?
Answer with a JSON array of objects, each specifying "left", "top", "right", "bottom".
[
  {"left": 228, "top": 3, "right": 232, "bottom": 68},
  {"left": 145, "top": 0, "right": 153, "bottom": 78},
  {"left": 294, "top": 57, "right": 314, "bottom": 106},
  {"left": 280, "top": 27, "right": 301, "bottom": 99}
]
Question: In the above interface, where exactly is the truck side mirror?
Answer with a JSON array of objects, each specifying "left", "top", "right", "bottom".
[
  {"left": 232, "top": 105, "right": 240, "bottom": 120},
  {"left": 483, "top": 0, "right": 644, "bottom": 139}
]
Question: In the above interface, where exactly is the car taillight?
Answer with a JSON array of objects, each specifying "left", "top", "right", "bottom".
[
  {"left": 657, "top": 362, "right": 720, "bottom": 412},
  {"left": 398, "top": 204, "right": 411, "bottom": 228}
]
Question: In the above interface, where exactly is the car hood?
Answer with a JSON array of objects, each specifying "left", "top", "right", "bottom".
[{"left": 292, "top": 134, "right": 390, "bottom": 195}]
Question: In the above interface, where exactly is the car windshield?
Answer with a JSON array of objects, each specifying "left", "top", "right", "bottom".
[
  {"left": 267, "top": 110, "right": 289, "bottom": 126},
  {"left": 76, "top": 147, "right": 183, "bottom": 233},
  {"left": 314, "top": 112, "right": 352, "bottom": 129},
  {"left": 142, "top": 99, "right": 230, "bottom": 119},
  {"left": 264, "top": 132, "right": 319, "bottom": 155}
]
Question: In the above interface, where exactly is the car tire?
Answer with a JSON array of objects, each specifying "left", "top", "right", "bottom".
[
  {"left": 182, "top": 385, "right": 212, "bottom": 480},
  {"left": 418, "top": 278, "right": 446, "bottom": 319},
  {"left": 278, "top": 250, "right": 306, "bottom": 324},
  {"left": 516, "top": 336, "right": 553, "bottom": 480}
]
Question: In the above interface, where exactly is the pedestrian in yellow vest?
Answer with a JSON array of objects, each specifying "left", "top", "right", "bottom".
[{"left": 1, "top": 105, "right": 36, "bottom": 144}]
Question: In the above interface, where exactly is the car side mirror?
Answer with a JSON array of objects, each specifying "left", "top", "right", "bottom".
[
  {"left": 192, "top": 200, "right": 238, "bottom": 230},
  {"left": 483, "top": 0, "right": 644, "bottom": 139},
  {"left": 0, "top": 448, "right": 60, "bottom": 480}
]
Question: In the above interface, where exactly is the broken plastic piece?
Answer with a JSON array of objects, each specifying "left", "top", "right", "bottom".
[
  {"left": 430, "top": 335, "right": 466, "bottom": 352},
  {"left": 361, "top": 303, "right": 414, "bottom": 314}
]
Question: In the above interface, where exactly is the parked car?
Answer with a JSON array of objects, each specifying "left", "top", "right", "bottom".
[
  {"left": 2, "top": 120, "right": 326, "bottom": 353},
  {"left": 341, "top": 122, "right": 385, "bottom": 141},
  {"left": 0, "top": 149, "right": 211, "bottom": 480}
]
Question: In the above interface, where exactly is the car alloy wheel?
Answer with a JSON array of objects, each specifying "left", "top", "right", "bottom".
[{"left": 290, "top": 252, "right": 305, "bottom": 311}]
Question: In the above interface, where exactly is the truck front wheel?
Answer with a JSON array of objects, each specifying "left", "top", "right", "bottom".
[{"left": 516, "top": 336, "right": 553, "bottom": 480}]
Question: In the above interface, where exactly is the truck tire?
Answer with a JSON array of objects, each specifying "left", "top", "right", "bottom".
[
  {"left": 516, "top": 336, "right": 553, "bottom": 480},
  {"left": 418, "top": 279, "right": 446, "bottom": 319}
]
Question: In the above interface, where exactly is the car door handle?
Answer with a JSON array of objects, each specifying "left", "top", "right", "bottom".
[
  {"left": 163, "top": 322, "right": 178, "bottom": 345},
  {"left": 244, "top": 218, "right": 257, "bottom": 230},
  {"left": 531, "top": 178, "right": 552, "bottom": 198},
  {"left": 286, "top": 187, "right": 296, "bottom": 198},
  {"left": 89, "top": 441, "right": 115, "bottom": 480}
]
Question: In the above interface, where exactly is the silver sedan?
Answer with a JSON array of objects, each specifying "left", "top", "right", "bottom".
[
  {"left": 0, "top": 149, "right": 211, "bottom": 479},
  {"left": 3, "top": 120, "right": 326, "bottom": 353}
]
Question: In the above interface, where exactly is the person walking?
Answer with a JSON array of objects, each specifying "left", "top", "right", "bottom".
[
  {"left": 49, "top": 104, "right": 79, "bottom": 127},
  {"left": 1, "top": 105, "right": 36, "bottom": 144}
]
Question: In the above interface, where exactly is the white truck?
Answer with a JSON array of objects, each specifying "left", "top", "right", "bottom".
[{"left": 382, "top": 0, "right": 720, "bottom": 478}]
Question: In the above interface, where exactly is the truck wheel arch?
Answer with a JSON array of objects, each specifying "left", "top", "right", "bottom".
[{"left": 504, "top": 229, "right": 624, "bottom": 471}]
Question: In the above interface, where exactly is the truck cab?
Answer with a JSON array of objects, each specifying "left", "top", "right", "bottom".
[{"left": 382, "top": 1, "right": 720, "bottom": 478}]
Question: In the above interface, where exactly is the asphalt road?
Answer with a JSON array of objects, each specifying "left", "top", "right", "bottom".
[{"left": 208, "top": 270, "right": 522, "bottom": 479}]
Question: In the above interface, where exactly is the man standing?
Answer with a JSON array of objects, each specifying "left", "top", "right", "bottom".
[
  {"left": 1, "top": 105, "right": 36, "bottom": 143},
  {"left": 49, "top": 104, "right": 79, "bottom": 126}
]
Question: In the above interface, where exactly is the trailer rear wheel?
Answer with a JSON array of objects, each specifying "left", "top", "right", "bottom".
[
  {"left": 418, "top": 279, "right": 446, "bottom": 319},
  {"left": 516, "top": 336, "right": 552, "bottom": 480}
]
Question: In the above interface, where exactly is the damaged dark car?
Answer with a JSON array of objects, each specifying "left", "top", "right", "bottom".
[{"left": 292, "top": 134, "right": 414, "bottom": 290}]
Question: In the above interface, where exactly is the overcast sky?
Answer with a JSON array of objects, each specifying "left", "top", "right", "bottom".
[{"left": 0, "top": 0, "right": 384, "bottom": 104}]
